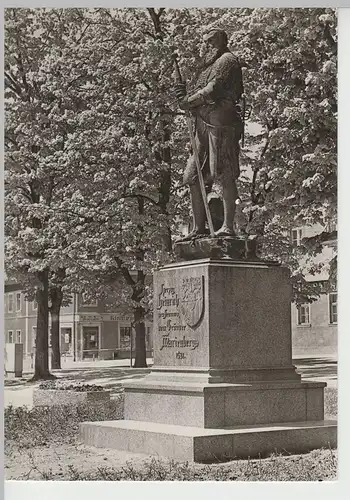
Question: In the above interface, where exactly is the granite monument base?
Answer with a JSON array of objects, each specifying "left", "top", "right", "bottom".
[
  {"left": 80, "top": 419, "right": 336, "bottom": 462},
  {"left": 80, "top": 258, "right": 337, "bottom": 461},
  {"left": 122, "top": 380, "right": 326, "bottom": 428}
]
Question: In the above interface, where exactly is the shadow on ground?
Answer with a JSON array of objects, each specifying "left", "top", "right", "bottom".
[
  {"left": 4, "top": 367, "right": 152, "bottom": 395},
  {"left": 56, "top": 367, "right": 151, "bottom": 393},
  {"left": 293, "top": 357, "right": 337, "bottom": 381}
]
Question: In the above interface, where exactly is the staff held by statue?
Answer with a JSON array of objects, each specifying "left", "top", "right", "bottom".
[{"left": 171, "top": 53, "right": 215, "bottom": 238}]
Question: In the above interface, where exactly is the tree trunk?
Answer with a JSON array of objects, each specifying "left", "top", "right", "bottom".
[
  {"left": 50, "top": 287, "right": 63, "bottom": 370},
  {"left": 147, "top": 8, "right": 172, "bottom": 253},
  {"left": 32, "top": 270, "right": 55, "bottom": 381},
  {"left": 133, "top": 305, "right": 147, "bottom": 368}
]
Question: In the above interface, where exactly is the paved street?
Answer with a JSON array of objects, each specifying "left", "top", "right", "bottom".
[{"left": 4, "top": 354, "right": 337, "bottom": 409}]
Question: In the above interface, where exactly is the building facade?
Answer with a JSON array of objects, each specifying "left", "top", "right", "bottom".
[
  {"left": 290, "top": 223, "right": 337, "bottom": 354},
  {"left": 291, "top": 290, "right": 337, "bottom": 353},
  {"left": 4, "top": 283, "right": 153, "bottom": 361}
]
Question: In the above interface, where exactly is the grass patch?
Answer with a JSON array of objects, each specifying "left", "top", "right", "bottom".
[
  {"left": 4, "top": 395, "right": 124, "bottom": 448},
  {"left": 7, "top": 449, "right": 337, "bottom": 481},
  {"left": 63, "top": 449, "right": 337, "bottom": 481}
]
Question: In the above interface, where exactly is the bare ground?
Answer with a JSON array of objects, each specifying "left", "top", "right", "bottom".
[
  {"left": 5, "top": 441, "right": 150, "bottom": 480},
  {"left": 5, "top": 440, "right": 337, "bottom": 481}
]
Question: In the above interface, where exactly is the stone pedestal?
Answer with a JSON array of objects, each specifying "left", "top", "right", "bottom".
[
  {"left": 81, "top": 259, "right": 336, "bottom": 461},
  {"left": 174, "top": 236, "right": 258, "bottom": 261},
  {"left": 150, "top": 259, "right": 296, "bottom": 385},
  {"left": 5, "top": 343, "right": 23, "bottom": 378}
]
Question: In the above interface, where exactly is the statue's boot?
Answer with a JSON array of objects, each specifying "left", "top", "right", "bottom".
[
  {"left": 214, "top": 226, "right": 236, "bottom": 237},
  {"left": 177, "top": 227, "right": 209, "bottom": 242},
  {"left": 187, "top": 183, "right": 208, "bottom": 238},
  {"left": 214, "top": 175, "right": 238, "bottom": 238}
]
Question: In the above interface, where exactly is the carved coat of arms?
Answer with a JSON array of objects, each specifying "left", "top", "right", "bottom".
[{"left": 180, "top": 276, "right": 204, "bottom": 327}]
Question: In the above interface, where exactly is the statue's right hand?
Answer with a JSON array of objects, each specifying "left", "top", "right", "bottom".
[{"left": 174, "top": 83, "right": 187, "bottom": 100}]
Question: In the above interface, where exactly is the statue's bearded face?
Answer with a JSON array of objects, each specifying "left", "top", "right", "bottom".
[
  {"left": 200, "top": 34, "right": 225, "bottom": 67},
  {"left": 201, "top": 44, "right": 221, "bottom": 67}
]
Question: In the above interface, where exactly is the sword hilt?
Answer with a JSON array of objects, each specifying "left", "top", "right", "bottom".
[{"left": 171, "top": 53, "right": 183, "bottom": 85}]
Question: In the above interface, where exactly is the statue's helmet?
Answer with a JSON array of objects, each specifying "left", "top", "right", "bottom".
[{"left": 203, "top": 29, "right": 228, "bottom": 46}]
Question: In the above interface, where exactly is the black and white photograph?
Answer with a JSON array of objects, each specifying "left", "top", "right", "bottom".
[{"left": 3, "top": 5, "right": 340, "bottom": 485}]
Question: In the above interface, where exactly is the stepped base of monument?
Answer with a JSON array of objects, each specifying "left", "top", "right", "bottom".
[
  {"left": 122, "top": 378, "right": 326, "bottom": 428},
  {"left": 80, "top": 419, "right": 337, "bottom": 462}
]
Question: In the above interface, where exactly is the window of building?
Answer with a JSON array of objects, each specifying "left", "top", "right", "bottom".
[
  {"left": 326, "top": 221, "right": 337, "bottom": 233},
  {"left": 16, "top": 330, "right": 22, "bottom": 343},
  {"left": 16, "top": 292, "right": 21, "bottom": 312},
  {"left": 291, "top": 228, "right": 303, "bottom": 246},
  {"left": 61, "top": 328, "right": 72, "bottom": 353},
  {"left": 8, "top": 330, "right": 13, "bottom": 343},
  {"left": 33, "top": 300, "right": 38, "bottom": 310},
  {"left": 61, "top": 327, "right": 72, "bottom": 344},
  {"left": 119, "top": 326, "right": 132, "bottom": 349},
  {"left": 82, "top": 326, "right": 99, "bottom": 359},
  {"left": 297, "top": 303, "right": 310, "bottom": 325},
  {"left": 8, "top": 293, "right": 14, "bottom": 312},
  {"left": 146, "top": 326, "right": 152, "bottom": 348},
  {"left": 329, "top": 293, "right": 337, "bottom": 324},
  {"left": 32, "top": 326, "right": 37, "bottom": 347}
]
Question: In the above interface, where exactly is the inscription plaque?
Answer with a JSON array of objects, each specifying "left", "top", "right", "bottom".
[{"left": 155, "top": 275, "right": 204, "bottom": 362}]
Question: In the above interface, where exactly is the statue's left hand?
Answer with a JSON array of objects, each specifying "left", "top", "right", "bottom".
[
  {"left": 174, "top": 83, "right": 187, "bottom": 100},
  {"left": 178, "top": 96, "right": 190, "bottom": 110}
]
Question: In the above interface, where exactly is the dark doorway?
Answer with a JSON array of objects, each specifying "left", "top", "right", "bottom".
[{"left": 83, "top": 326, "right": 99, "bottom": 359}]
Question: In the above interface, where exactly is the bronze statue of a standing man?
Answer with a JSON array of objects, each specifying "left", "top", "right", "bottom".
[{"left": 175, "top": 29, "right": 244, "bottom": 239}]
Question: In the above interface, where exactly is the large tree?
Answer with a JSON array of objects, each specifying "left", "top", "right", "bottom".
[
  {"left": 4, "top": 8, "right": 98, "bottom": 378},
  {"left": 229, "top": 8, "right": 337, "bottom": 300},
  {"left": 5, "top": 9, "right": 57, "bottom": 379}
]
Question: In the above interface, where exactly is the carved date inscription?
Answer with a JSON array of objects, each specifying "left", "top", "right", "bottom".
[{"left": 176, "top": 351, "right": 186, "bottom": 359}]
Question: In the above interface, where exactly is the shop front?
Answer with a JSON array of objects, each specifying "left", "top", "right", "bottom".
[{"left": 75, "top": 313, "right": 153, "bottom": 361}]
